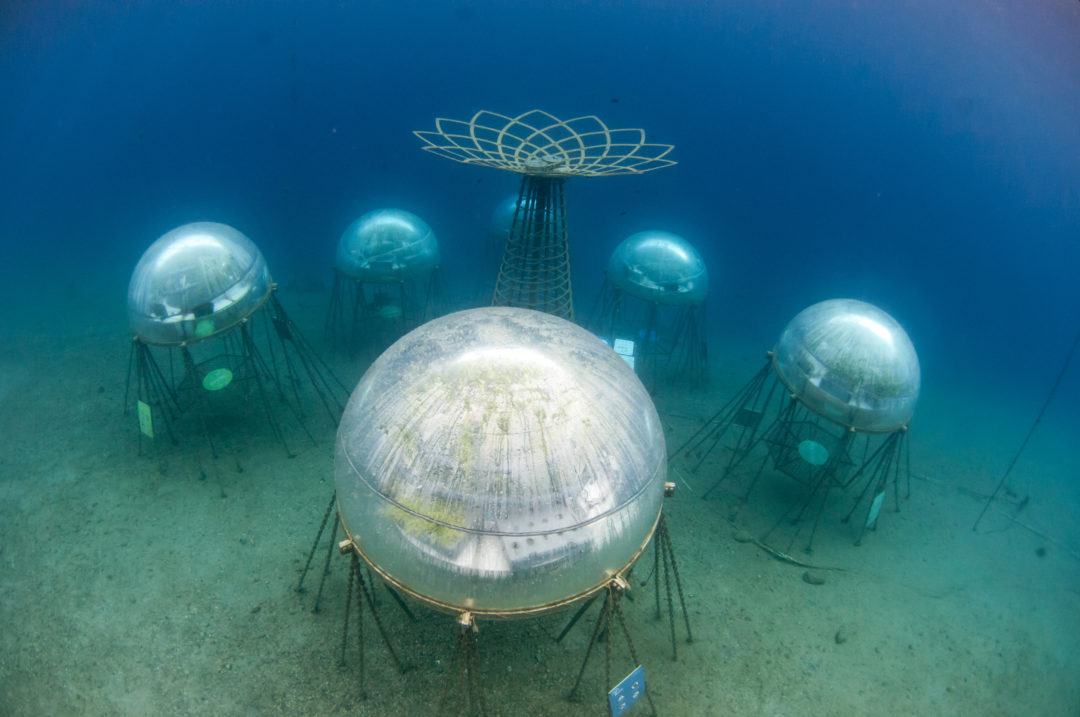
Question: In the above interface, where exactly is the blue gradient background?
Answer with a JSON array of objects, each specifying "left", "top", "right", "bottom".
[{"left": 2, "top": 0, "right": 1078, "bottom": 399}]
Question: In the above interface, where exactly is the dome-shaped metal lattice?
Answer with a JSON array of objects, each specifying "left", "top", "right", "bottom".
[
  {"left": 335, "top": 208, "right": 440, "bottom": 283},
  {"left": 128, "top": 222, "right": 272, "bottom": 346},
  {"left": 607, "top": 230, "right": 709, "bottom": 306},
  {"left": 414, "top": 110, "right": 676, "bottom": 177},
  {"left": 335, "top": 307, "right": 667, "bottom": 615},
  {"left": 772, "top": 299, "right": 920, "bottom": 433}
]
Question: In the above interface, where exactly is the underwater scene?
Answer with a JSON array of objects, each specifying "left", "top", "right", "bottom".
[{"left": 1, "top": 2, "right": 1078, "bottom": 715}]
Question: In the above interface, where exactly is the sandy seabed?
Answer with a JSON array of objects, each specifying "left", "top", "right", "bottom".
[{"left": 1, "top": 282, "right": 1077, "bottom": 717}]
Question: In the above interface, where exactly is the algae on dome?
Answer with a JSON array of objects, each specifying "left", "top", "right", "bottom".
[{"left": 334, "top": 306, "right": 667, "bottom": 614}]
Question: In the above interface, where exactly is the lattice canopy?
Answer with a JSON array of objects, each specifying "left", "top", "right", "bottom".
[{"left": 414, "top": 110, "right": 676, "bottom": 177}]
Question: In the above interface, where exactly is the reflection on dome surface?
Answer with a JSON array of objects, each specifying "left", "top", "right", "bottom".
[
  {"left": 335, "top": 307, "right": 667, "bottom": 614},
  {"left": 127, "top": 222, "right": 271, "bottom": 346}
]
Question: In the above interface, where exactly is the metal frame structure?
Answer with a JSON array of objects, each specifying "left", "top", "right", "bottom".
[
  {"left": 415, "top": 110, "right": 676, "bottom": 320},
  {"left": 673, "top": 353, "right": 912, "bottom": 552}
]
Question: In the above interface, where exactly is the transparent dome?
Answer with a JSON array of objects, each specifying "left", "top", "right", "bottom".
[
  {"left": 490, "top": 195, "right": 521, "bottom": 241},
  {"left": 128, "top": 222, "right": 272, "bottom": 346},
  {"left": 489, "top": 195, "right": 563, "bottom": 242},
  {"left": 335, "top": 307, "right": 666, "bottom": 615},
  {"left": 772, "top": 299, "right": 920, "bottom": 433},
  {"left": 607, "top": 230, "right": 708, "bottom": 306},
  {"left": 335, "top": 209, "right": 440, "bottom": 283}
]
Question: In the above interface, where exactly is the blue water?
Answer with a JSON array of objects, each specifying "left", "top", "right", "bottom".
[
  {"left": 4, "top": 2, "right": 1078, "bottom": 380},
  {"left": 2, "top": 2, "right": 1078, "bottom": 714}
]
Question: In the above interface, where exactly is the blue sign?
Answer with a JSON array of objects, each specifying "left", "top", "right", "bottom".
[{"left": 608, "top": 665, "right": 646, "bottom": 716}]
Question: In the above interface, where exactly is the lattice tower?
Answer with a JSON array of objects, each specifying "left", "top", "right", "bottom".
[{"left": 415, "top": 109, "right": 676, "bottom": 320}]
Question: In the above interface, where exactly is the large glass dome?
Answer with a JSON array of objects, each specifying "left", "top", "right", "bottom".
[
  {"left": 772, "top": 299, "right": 920, "bottom": 433},
  {"left": 335, "top": 307, "right": 667, "bottom": 615},
  {"left": 335, "top": 208, "right": 440, "bottom": 283},
  {"left": 607, "top": 230, "right": 708, "bottom": 306},
  {"left": 127, "top": 222, "right": 272, "bottom": 346}
]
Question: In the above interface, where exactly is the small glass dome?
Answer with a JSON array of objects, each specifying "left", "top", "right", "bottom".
[
  {"left": 490, "top": 195, "right": 522, "bottom": 241},
  {"left": 335, "top": 307, "right": 666, "bottom": 615},
  {"left": 607, "top": 230, "right": 708, "bottom": 306},
  {"left": 128, "top": 222, "right": 272, "bottom": 346},
  {"left": 489, "top": 195, "right": 563, "bottom": 242},
  {"left": 772, "top": 299, "right": 920, "bottom": 433},
  {"left": 335, "top": 208, "right": 440, "bottom": 283}
]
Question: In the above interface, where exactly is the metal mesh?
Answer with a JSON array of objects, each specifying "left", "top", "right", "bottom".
[{"left": 415, "top": 109, "right": 676, "bottom": 177}]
